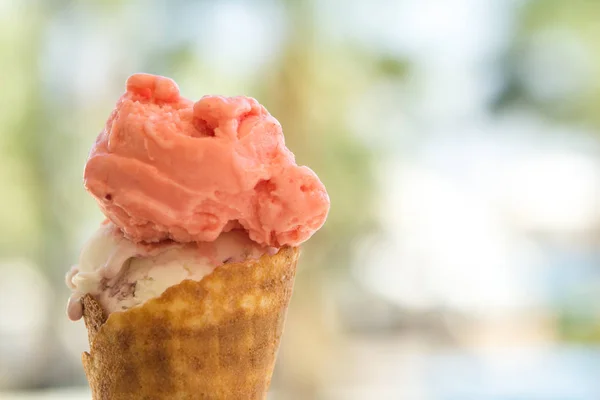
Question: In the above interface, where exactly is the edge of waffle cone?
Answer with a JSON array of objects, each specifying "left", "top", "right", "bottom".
[{"left": 81, "top": 246, "right": 300, "bottom": 400}]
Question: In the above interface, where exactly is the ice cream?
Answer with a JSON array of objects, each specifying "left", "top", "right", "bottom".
[
  {"left": 66, "top": 222, "right": 272, "bottom": 321},
  {"left": 84, "top": 73, "right": 329, "bottom": 247},
  {"left": 67, "top": 73, "right": 329, "bottom": 399}
]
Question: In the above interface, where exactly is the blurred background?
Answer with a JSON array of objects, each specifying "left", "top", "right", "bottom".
[{"left": 1, "top": 0, "right": 600, "bottom": 398}]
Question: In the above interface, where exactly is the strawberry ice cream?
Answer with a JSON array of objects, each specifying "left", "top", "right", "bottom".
[
  {"left": 84, "top": 73, "right": 329, "bottom": 247},
  {"left": 67, "top": 73, "right": 330, "bottom": 321}
]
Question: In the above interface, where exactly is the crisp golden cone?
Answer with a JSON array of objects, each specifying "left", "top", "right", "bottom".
[{"left": 81, "top": 246, "right": 299, "bottom": 400}]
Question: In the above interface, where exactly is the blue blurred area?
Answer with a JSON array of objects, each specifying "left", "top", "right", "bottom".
[{"left": 426, "top": 347, "right": 600, "bottom": 399}]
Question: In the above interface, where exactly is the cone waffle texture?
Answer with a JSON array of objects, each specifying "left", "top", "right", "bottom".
[{"left": 81, "top": 246, "right": 299, "bottom": 400}]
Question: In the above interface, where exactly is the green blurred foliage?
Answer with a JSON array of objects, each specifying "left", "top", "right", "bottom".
[
  {"left": 558, "top": 310, "right": 600, "bottom": 344},
  {"left": 0, "top": 6, "right": 44, "bottom": 258},
  {"left": 498, "top": 0, "right": 600, "bottom": 129}
]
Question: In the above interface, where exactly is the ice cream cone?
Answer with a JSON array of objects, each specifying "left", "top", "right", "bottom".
[{"left": 81, "top": 246, "right": 299, "bottom": 400}]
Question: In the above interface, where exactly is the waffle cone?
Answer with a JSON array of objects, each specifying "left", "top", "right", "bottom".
[{"left": 81, "top": 246, "right": 299, "bottom": 400}]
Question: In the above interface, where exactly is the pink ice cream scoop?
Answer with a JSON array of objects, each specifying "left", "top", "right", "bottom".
[{"left": 84, "top": 73, "right": 329, "bottom": 247}]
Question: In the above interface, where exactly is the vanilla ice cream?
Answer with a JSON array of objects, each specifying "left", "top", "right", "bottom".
[{"left": 66, "top": 222, "right": 271, "bottom": 320}]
